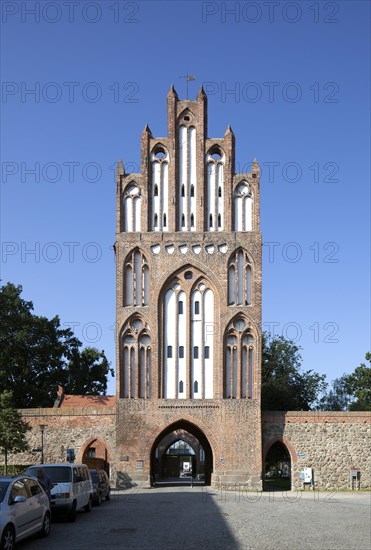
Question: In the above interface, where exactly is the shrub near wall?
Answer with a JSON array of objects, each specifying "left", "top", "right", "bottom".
[{"left": 0, "top": 465, "right": 31, "bottom": 476}]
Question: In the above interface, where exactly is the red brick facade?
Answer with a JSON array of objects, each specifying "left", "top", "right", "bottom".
[
  {"left": 8, "top": 90, "right": 369, "bottom": 492},
  {"left": 114, "top": 87, "right": 262, "bottom": 487}
]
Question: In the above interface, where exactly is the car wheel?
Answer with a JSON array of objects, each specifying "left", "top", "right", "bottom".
[
  {"left": 106, "top": 490, "right": 110, "bottom": 501},
  {"left": 84, "top": 497, "right": 92, "bottom": 512},
  {"left": 0, "top": 525, "right": 15, "bottom": 550},
  {"left": 67, "top": 501, "right": 77, "bottom": 523},
  {"left": 39, "top": 512, "right": 51, "bottom": 538}
]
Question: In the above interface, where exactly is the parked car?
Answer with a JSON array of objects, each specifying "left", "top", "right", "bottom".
[
  {"left": 0, "top": 475, "right": 51, "bottom": 550},
  {"left": 26, "top": 464, "right": 93, "bottom": 522},
  {"left": 89, "top": 470, "right": 110, "bottom": 506}
]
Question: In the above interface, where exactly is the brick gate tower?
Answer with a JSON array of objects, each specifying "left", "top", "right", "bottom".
[{"left": 115, "top": 86, "right": 262, "bottom": 488}]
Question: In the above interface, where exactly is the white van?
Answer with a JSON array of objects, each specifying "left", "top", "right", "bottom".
[{"left": 26, "top": 464, "right": 93, "bottom": 522}]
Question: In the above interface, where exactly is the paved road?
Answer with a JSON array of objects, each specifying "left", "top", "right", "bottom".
[{"left": 19, "top": 487, "right": 371, "bottom": 550}]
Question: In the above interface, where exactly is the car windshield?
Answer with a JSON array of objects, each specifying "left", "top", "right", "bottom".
[
  {"left": 27, "top": 466, "right": 72, "bottom": 483},
  {"left": 0, "top": 481, "right": 10, "bottom": 502}
]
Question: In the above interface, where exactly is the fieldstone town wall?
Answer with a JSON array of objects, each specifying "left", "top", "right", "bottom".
[
  {"left": 7, "top": 407, "right": 117, "bottom": 479},
  {"left": 5, "top": 406, "right": 370, "bottom": 491},
  {"left": 262, "top": 411, "right": 371, "bottom": 490}
]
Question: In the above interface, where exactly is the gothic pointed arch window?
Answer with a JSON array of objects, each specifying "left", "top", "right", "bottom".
[
  {"left": 162, "top": 272, "right": 215, "bottom": 399},
  {"left": 120, "top": 317, "right": 151, "bottom": 398},
  {"left": 151, "top": 145, "right": 169, "bottom": 232},
  {"left": 224, "top": 317, "right": 254, "bottom": 399},
  {"left": 234, "top": 181, "right": 253, "bottom": 231},
  {"left": 206, "top": 146, "right": 224, "bottom": 231},
  {"left": 123, "top": 182, "right": 141, "bottom": 232},
  {"left": 178, "top": 115, "right": 197, "bottom": 231},
  {"left": 123, "top": 249, "right": 149, "bottom": 307},
  {"left": 228, "top": 249, "right": 252, "bottom": 306}
]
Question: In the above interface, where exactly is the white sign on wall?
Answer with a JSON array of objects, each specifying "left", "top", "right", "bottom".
[{"left": 300, "top": 467, "right": 313, "bottom": 484}]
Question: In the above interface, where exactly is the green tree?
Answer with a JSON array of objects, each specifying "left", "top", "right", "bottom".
[
  {"left": 63, "top": 347, "right": 113, "bottom": 395},
  {"left": 316, "top": 376, "right": 352, "bottom": 411},
  {"left": 261, "top": 333, "right": 327, "bottom": 410},
  {"left": 0, "top": 391, "right": 31, "bottom": 474},
  {"left": 0, "top": 282, "right": 114, "bottom": 408},
  {"left": 343, "top": 353, "right": 371, "bottom": 411},
  {"left": 317, "top": 353, "right": 371, "bottom": 411}
]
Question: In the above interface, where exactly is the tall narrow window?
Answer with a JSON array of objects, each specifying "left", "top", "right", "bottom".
[
  {"left": 143, "top": 264, "right": 149, "bottom": 305},
  {"left": 204, "top": 346, "right": 210, "bottom": 359},
  {"left": 194, "top": 346, "right": 199, "bottom": 359},
  {"left": 123, "top": 249, "right": 149, "bottom": 307},
  {"left": 228, "top": 249, "right": 252, "bottom": 306},
  {"left": 206, "top": 147, "right": 224, "bottom": 231},
  {"left": 228, "top": 265, "right": 235, "bottom": 305},
  {"left": 167, "top": 345, "right": 173, "bottom": 358},
  {"left": 178, "top": 301, "right": 183, "bottom": 314},
  {"left": 195, "top": 301, "right": 200, "bottom": 314},
  {"left": 179, "top": 123, "right": 197, "bottom": 231},
  {"left": 124, "top": 265, "right": 133, "bottom": 307},
  {"left": 179, "top": 346, "right": 184, "bottom": 358},
  {"left": 151, "top": 146, "right": 168, "bottom": 231},
  {"left": 248, "top": 346, "right": 253, "bottom": 399},
  {"left": 225, "top": 333, "right": 236, "bottom": 398}
]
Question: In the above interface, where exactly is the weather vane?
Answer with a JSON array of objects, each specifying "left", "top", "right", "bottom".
[{"left": 179, "top": 74, "right": 196, "bottom": 99}]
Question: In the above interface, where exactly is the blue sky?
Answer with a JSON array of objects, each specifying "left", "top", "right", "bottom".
[{"left": 1, "top": 1, "right": 370, "bottom": 396}]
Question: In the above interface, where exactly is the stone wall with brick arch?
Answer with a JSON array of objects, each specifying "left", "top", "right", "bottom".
[
  {"left": 262, "top": 411, "right": 371, "bottom": 490},
  {"left": 4, "top": 407, "right": 370, "bottom": 491},
  {"left": 6, "top": 407, "right": 117, "bottom": 480}
]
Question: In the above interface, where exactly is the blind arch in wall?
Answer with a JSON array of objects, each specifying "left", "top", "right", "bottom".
[
  {"left": 120, "top": 317, "right": 151, "bottom": 398},
  {"left": 162, "top": 272, "right": 215, "bottom": 399},
  {"left": 224, "top": 317, "right": 254, "bottom": 399},
  {"left": 234, "top": 181, "right": 253, "bottom": 231},
  {"left": 123, "top": 183, "right": 141, "bottom": 232},
  {"left": 228, "top": 249, "right": 252, "bottom": 306},
  {"left": 123, "top": 249, "right": 149, "bottom": 307}
]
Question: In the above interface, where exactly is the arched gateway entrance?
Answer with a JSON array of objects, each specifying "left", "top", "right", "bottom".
[
  {"left": 263, "top": 440, "right": 292, "bottom": 491},
  {"left": 150, "top": 420, "right": 213, "bottom": 485}
]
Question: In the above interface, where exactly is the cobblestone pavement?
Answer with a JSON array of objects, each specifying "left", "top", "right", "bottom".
[{"left": 19, "top": 487, "right": 371, "bottom": 550}]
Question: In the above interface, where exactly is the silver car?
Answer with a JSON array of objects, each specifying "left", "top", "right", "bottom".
[{"left": 0, "top": 475, "right": 51, "bottom": 550}]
